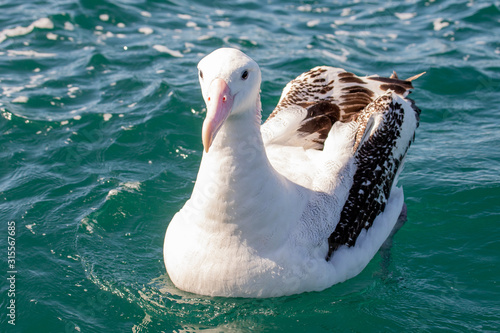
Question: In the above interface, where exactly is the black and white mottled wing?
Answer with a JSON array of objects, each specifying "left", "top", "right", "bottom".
[
  {"left": 326, "top": 91, "right": 421, "bottom": 260},
  {"left": 261, "top": 66, "right": 417, "bottom": 150},
  {"left": 260, "top": 66, "right": 422, "bottom": 261}
]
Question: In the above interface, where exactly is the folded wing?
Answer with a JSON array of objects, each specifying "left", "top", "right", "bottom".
[{"left": 261, "top": 66, "right": 422, "bottom": 260}]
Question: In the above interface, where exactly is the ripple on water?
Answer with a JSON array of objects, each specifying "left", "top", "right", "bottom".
[{"left": 1, "top": 0, "right": 499, "bottom": 331}]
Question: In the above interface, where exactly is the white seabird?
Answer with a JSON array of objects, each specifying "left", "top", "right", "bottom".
[{"left": 164, "top": 48, "right": 423, "bottom": 298}]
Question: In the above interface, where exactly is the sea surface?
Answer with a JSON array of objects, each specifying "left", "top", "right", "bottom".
[{"left": 1, "top": 0, "right": 499, "bottom": 332}]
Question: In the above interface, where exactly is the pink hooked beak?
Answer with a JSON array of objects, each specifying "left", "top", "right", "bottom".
[{"left": 202, "top": 78, "right": 234, "bottom": 152}]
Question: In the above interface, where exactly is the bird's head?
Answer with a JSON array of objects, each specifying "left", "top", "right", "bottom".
[{"left": 197, "top": 48, "right": 262, "bottom": 152}]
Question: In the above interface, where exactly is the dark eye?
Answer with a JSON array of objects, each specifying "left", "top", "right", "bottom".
[
  {"left": 199, "top": 70, "right": 203, "bottom": 79},
  {"left": 241, "top": 70, "right": 249, "bottom": 80}
]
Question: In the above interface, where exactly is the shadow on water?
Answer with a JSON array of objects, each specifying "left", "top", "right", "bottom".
[{"left": 379, "top": 202, "right": 407, "bottom": 278}]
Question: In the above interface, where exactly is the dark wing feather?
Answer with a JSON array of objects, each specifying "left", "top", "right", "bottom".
[
  {"left": 262, "top": 67, "right": 417, "bottom": 150},
  {"left": 261, "top": 65, "right": 422, "bottom": 261},
  {"left": 325, "top": 92, "right": 421, "bottom": 261}
]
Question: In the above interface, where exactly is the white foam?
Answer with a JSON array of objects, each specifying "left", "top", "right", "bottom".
[
  {"left": 46, "top": 32, "right": 58, "bottom": 40},
  {"left": 80, "top": 217, "right": 94, "bottom": 234},
  {"left": 26, "top": 223, "right": 36, "bottom": 234},
  {"left": 153, "top": 45, "right": 183, "bottom": 58},
  {"left": 297, "top": 4, "right": 312, "bottom": 12},
  {"left": 132, "top": 313, "right": 152, "bottom": 333},
  {"left": 64, "top": 22, "right": 75, "bottom": 31},
  {"left": 1, "top": 111, "right": 12, "bottom": 120},
  {"left": 356, "top": 39, "right": 367, "bottom": 47},
  {"left": 307, "top": 19, "right": 320, "bottom": 28},
  {"left": 34, "top": 17, "right": 54, "bottom": 29},
  {"left": 433, "top": 18, "right": 449, "bottom": 31},
  {"left": 106, "top": 189, "right": 119, "bottom": 200},
  {"left": 184, "top": 42, "right": 194, "bottom": 53},
  {"left": 197, "top": 35, "right": 212, "bottom": 41},
  {"left": 216, "top": 21, "right": 231, "bottom": 28},
  {"left": 177, "top": 14, "right": 192, "bottom": 20},
  {"left": 122, "top": 181, "right": 141, "bottom": 191},
  {"left": 341, "top": 8, "right": 352, "bottom": 16},
  {"left": 139, "top": 27, "right": 153, "bottom": 35},
  {"left": 106, "top": 182, "right": 141, "bottom": 200},
  {"left": 68, "top": 86, "right": 80, "bottom": 98},
  {"left": 12, "top": 96, "right": 28, "bottom": 103},
  {"left": 0, "top": 17, "right": 54, "bottom": 43},
  {"left": 395, "top": 12, "right": 416, "bottom": 20},
  {"left": 99, "top": 14, "right": 109, "bottom": 22},
  {"left": 141, "top": 11, "right": 152, "bottom": 18},
  {"left": 3, "top": 86, "right": 24, "bottom": 97},
  {"left": 27, "top": 73, "right": 45, "bottom": 88},
  {"left": 7, "top": 50, "right": 56, "bottom": 58},
  {"left": 103, "top": 113, "right": 112, "bottom": 121}
]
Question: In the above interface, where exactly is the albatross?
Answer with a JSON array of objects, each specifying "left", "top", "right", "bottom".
[{"left": 164, "top": 48, "right": 423, "bottom": 298}]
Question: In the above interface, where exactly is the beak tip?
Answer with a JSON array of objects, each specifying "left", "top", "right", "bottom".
[{"left": 202, "top": 134, "right": 212, "bottom": 153}]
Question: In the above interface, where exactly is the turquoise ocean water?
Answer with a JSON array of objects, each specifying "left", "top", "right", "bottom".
[{"left": 1, "top": 0, "right": 499, "bottom": 332}]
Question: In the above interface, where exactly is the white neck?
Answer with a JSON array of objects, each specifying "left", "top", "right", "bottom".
[{"left": 185, "top": 103, "right": 304, "bottom": 247}]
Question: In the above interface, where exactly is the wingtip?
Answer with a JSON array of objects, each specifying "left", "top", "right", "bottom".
[{"left": 406, "top": 72, "right": 426, "bottom": 82}]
